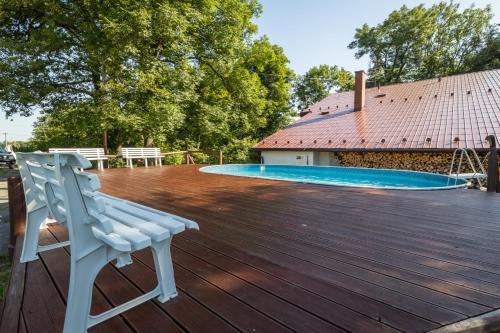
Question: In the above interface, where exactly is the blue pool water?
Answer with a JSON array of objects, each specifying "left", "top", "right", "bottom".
[{"left": 199, "top": 164, "right": 467, "bottom": 190}]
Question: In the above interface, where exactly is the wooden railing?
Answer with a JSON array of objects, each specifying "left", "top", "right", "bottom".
[
  {"left": 164, "top": 150, "right": 223, "bottom": 165},
  {"left": 7, "top": 176, "right": 25, "bottom": 261}
]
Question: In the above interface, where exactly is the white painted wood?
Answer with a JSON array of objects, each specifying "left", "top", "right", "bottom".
[
  {"left": 120, "top": 147, "right": 164, "bottom": 169},
  {"left": 16, "top": 152, "right": 198, "bottom": 333},
  {"left": 49, "top": 148, "right": 108, "bottom": 170}
]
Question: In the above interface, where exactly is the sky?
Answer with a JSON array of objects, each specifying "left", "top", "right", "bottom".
[{"left": 2, "top": 0, "right": 499, "bottom": 142}]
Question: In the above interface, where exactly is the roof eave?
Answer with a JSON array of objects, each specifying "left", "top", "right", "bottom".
[{"left": 253, "top": 147, "right": 493, "bottom": 153}]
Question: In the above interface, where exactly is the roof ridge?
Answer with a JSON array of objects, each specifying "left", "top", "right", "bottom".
[{"left": 303, "top": 68, "right": 500, "bottom": 111}]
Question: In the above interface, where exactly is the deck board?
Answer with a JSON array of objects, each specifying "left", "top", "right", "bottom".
[{"left": 4, "top": 165, "right": 500, "bottom": 333}]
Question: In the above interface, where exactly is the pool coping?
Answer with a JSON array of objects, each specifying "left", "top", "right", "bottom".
[
  {"left": 199, "top": 164, "right": 468, "bottom": 191},
  {"left": 429, "top": 308, "right": 500, "bottom": 333}
]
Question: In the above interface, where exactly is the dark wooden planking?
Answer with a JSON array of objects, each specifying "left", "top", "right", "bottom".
[
  {"left": 22, "top": 257, "right": 66, "bottom": 333},
  {"left": 103, "top": 169, "right": 500, "bottom": 272},
  {"left": 133, "top": 250, "right": 295, "bottom": 333},
  {"left": 151, "top": 197, "right": 500, "bottom": 289},
  {"left": 131, "top": 246, "right": 345, "bottom": 332},
  {"left": 10, "top": 165, "right": 500, "bottom": 333},
  {"left": 109, "top": 186, "right": 484, "bottom": 324},
  {"left": 187, "top": 207, "right": 500, "bottom": 294},
  {"left": 133, "top": 174, "right": 500, "bottom": 281},
  {"left": 18, "top": 313, "right": 27, "bottom": 333},
  {"left": 140, "top": 234, "right": 437, "bottom": 333},
  {"left": 0, "top": 235, "right": 26, "bottom": 333},
  {"left": 170, "top": 216, "right": 470, "bottom": 325},
  {"left": 0, "top": 299, "right": 3, "bottom": 325},
  {"left": 114, "top": 249, "right": 240, "bottom": 333},
  {"left": 7, "top": 177, "right": 26, "bottom": 261},
  {"left": 175, "top": 232, "right": 439, "bottom": 332},
  {"left": 173, "top": 236, "right": 401, "bottom": 333},
  {"left": 190, "top": 216, "right": 500, "bottom": 310},
  {"left": 95, "top": 165, "right": 500, "bottom": 322},
  {"left": 162, "top": 190, "right": 500, "bottom": 269},
  {"left": 172, "top": 248, "right": 348, "bottom": 333}
]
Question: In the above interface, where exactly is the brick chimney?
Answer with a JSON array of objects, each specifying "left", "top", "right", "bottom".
[{"left": 354, "top": 70, "right": 366, "bottom": 111}]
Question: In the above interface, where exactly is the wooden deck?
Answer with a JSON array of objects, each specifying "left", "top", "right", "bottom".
[{"left": 3, "top": 165, "right": 500, "bottom": 333}]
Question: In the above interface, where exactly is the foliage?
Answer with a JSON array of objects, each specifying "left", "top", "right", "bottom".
[
  {"left": 293, "top": 65, "right": 354, "bottom": 110},
  {"left": 106, "top": 157, "right": 127, "bottom": 169},
  {"left": 467, "top": 27, "right": 500, "bottom": 71},
  {"left": 11, "top": 140, "right": 38, "bottom": 153},
  {"left": 0, "top": 0, "right": 294, "bottom": 162},
  {"left": 348, "top": 2, "right": 497, "bottom": 84},
  {"left": 164, "top": 154, "right": 185, "bottom": 166}
]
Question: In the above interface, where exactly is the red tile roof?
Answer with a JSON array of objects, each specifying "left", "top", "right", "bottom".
[{"left": 255, "top": 69, "right": 500, "bottom": 151}]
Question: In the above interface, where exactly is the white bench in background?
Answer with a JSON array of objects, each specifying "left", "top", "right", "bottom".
[
  {"left": 16, "top": 152, "right": 198, "bottom": 333},
  {"left": 49, "top": 148, "right": 107, "bottom": 171},
  {"left": 120, "top": 147, "right": 164, "bottom": 168}
]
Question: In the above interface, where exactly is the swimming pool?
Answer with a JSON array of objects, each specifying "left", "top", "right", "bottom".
[{"left": 199, "top": 164, "right": 467, "bottom": 190}]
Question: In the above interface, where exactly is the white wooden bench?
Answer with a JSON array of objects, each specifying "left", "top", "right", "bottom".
[
  {"left": 49, "top": 148, "right": 107, "bottom": 170},
  {"left": 120, "top": 147, "right": 164, "bottom": 168},
  {"left": 16, "top": 152, "right": 198, "bottom": 333}
]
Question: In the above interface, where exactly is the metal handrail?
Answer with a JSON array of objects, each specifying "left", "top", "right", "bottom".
[{"left": 449, "top": 148, "right": 487, "bottom": 188}]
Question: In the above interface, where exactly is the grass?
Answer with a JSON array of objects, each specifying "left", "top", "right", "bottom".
[
  {"left": 0, "top": 168, "right": 8, "bottom": 179},
  {"left": 0, "top": 255, "right": 10, "bottom": 300}
]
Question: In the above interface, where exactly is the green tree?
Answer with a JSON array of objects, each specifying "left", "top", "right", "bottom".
[
  {"left": 467, "top": 26, "right": 500, "bottom": 71},
  {"left": 244, "top": 37, "right": 296, "bottom": 138},
  {"left": 349, "top": 2, "right": 495, "bottom": 84},
  {"left": 1, "top": 0, "right": 294, "bottom": 162},
  {"left": 293, "top": 65, "right": 354, "bottom": 110}
]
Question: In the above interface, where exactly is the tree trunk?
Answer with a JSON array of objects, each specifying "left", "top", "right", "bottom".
[{"left": 102, "top": 130, "right": 108, "bottom": 155}]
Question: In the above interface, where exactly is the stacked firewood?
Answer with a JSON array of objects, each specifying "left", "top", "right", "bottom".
[{"left": 335, "top": 152, "right": 488, "bottom": 174}]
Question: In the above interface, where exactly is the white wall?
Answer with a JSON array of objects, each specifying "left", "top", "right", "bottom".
[
  {"left": 318, "top": 152, "right": 331, "bottom": 166},
  {"left": 261, "top": 151, "right": 314, "bottom": 165},
  {"left": 261, "top": 151, "right": 337, "bottom": 166}
]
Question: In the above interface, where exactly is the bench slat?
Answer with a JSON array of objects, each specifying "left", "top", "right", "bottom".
[
  {"left": 103, "top": 207, "right": 170, "bottom": 242},
  {"left": 107, "top": 220, "right": 151, "bottom": 250},
  {"left": 102, "top": 196, "right": 188, "bottom": 234},
  {"left": 49, "top": 148, "right": 108, "bottom": 161},
  {"left": 91, "top": 226, "right": 131, "bottom": 252}
]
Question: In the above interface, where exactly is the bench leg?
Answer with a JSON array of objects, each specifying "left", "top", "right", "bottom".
[
  {"left": 151, "top": 238, "right": 177, "bottom": 302},
  {"left": 20, "top": 206, "right": 49, "bottom": 262},
  {"left": 145, "top": 158, "right": 148, "bottom": 167},
  {"left": 159, "top": 157, "right": 162, "bottom": 167},
  {"left": 64, "top": 247, "right": 107, "bottom": 333},
  {"left": 127, "top": 158, "right": 133, "bottom": 169}
]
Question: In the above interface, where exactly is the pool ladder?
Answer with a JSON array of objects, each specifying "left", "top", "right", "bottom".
[{"left": 449, "top": 148, "right": 487, "bottom": 189}]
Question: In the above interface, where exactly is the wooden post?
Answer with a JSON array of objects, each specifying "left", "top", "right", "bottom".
[
  {"left": 219, "top": 150, "right": 223, "bottom": 165},
  {"left": 102, "top": 129, "right": 108, "bottom": 155},
  {"left": 486, "top": 135, "right": 499, "bottom": 192},
  {"left": 7, "top": 176, "right": 26, "bottom": 261}
]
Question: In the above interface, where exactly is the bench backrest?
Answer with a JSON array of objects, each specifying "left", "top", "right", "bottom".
[
  {"left": 17, "top": 153, "right": 108, "bottom": 254},
  {"left": 49, "top": 148, "right": 106, "bottom": 160},
  {"left": 120, "top": 147, "right": 162, "bottom": 158}
]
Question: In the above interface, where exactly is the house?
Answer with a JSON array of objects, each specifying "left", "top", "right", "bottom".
[{"left": 254, "top": 69, "right": 500, "bottom": 172}]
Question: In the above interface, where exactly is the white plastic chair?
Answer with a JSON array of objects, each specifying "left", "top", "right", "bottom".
[{"left": 16, "top": 152, "right": 198, "bottom": 333}]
